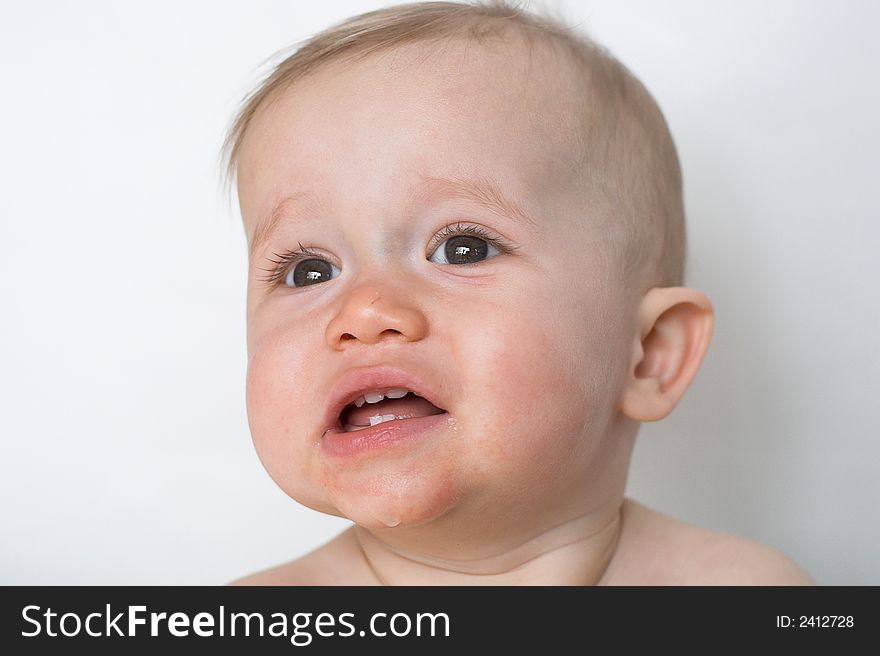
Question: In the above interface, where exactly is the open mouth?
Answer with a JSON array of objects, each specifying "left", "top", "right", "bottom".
[{"left": 338, "top": 390, "right": 447, "bottom": 432}]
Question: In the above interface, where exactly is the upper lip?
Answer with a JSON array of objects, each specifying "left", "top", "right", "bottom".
[{"left": 321, "top": 365, "right": 449, "bottom": 435}]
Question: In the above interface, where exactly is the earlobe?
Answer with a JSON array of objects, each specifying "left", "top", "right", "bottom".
[{"left": 620, "top": 287, "right": 714, "bottom": 422}]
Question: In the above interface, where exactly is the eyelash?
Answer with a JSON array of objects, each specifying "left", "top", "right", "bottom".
[{"left": 257, "top": 222, "right": 517, "bottom": 288}]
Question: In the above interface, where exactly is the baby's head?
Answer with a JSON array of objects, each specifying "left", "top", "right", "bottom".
[{"left": 222, "top": 1, "right": 712, "bottom": 550}]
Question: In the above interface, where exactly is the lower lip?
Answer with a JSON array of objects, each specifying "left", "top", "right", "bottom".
[{"left": 321, "top": 412, "right": 450, "bottom": 458}]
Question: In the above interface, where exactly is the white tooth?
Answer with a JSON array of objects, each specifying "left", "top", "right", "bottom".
[
  {"left": 384, "top": 388, "right": 409, "bottom": 399},
  {"left": 369, "top": 414, "right": 397, "bottom": 426},
  {"left": 364, "top": 392, "right": 385, "bottom": 404},
  {"left": 354, "top": 396, "right": 366, "bottom": 408}
]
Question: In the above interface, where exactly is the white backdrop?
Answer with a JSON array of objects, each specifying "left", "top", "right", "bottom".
[{"left": 1, "top": 0, "right": 877, "bottom": 585}]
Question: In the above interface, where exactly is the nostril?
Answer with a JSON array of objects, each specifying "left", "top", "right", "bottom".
[{"left": 339, "top": 329, "right": 403, "bottom": 343}]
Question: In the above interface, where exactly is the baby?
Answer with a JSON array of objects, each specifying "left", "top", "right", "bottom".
[{"left": 222, "top": 0, "right": 813, "bottom": 585}]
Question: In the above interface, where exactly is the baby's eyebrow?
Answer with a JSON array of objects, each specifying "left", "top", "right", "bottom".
[
  {"left": 408, "top": 174, "right": 538, "bottom": 231},
  {"left": 248, "top": 175, "right": 538, "bottom": 259},
  {"left": 250, "top": 191, "right": 325, "bottom": 260}
]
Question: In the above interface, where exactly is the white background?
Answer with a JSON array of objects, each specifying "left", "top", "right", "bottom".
[{"left": 2, "top": 0, "right": 877, "bottom": 584}]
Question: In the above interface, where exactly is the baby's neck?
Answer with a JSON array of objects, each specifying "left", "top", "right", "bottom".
[{"left": 352, "top": 502, "right": 622, "bottom": 585}]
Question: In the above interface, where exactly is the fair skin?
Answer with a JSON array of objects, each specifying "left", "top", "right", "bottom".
[{"left": 231, "top": 36, "right": 813, "bottom": 585}]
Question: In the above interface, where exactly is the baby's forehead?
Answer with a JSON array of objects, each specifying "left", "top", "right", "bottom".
[
  {"left": 262, "top": 35, "right": 584, "bottom": 146},
  {"left": 242, "top": 36, "right": 588, "bottom": 202}
]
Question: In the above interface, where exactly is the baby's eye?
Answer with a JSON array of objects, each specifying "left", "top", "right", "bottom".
[
  {"left": 284, "top": 258, "right": 341, "bottom": 288},
  {"left": 258, "top": 244, "right": 341, "bottom": 289},
  {"left": 426, "top": 223, "right": 505, "bottom": 266}
]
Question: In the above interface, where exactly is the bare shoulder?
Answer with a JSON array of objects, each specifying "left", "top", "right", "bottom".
[
  {"left": 605, "top": 498, "right": 815, "bottom": 585},
  {"left": 227, "top": 527, "right": 373, "bottom": 586}
]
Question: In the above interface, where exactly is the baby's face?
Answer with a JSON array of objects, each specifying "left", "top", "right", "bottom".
[{"left": 237, "top": 39, "right": 638, "bottom": 535}]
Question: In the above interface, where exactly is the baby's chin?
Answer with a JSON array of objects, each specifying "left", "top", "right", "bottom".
[{"left": 316, "top": 464, "right": 461, "bottom": 530}]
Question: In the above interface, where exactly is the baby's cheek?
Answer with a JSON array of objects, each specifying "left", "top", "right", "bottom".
[
  {"left": 246, "top": 356, "right": 292, "bottom": 476},
  {"left": 246, "top": 327, "right": 319, "bottom": 440},
  {"left": 245, "top": 346, "right": 332, "bottom": 511},
  {"left": 471, "top": 295, "right": 613, "bottom": 478},
  {"left": 246, "top": 347, "right": 294, "bottom": 439}
]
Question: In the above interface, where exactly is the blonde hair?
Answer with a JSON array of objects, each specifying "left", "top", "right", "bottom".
[{"left": 219, "top": 0, "right": 686, "bottom": 288}]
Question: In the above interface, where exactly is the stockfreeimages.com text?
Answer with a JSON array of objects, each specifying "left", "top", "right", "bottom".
[{"left": 21, "top": 605, "right": 450, "bottom": 646}]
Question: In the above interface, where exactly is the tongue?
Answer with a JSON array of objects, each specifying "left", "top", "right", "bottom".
[{"left": 345, "top": 394, "right": 445, "bottom": 428}]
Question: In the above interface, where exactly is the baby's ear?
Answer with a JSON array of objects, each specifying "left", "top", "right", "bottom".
[{"left": 620, "top": 287, "right": 714, "bottom": 422}]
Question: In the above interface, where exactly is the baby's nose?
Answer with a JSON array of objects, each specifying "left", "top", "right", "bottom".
[{"left": 325, "top": 283, "right": 429, "bottom": 348}]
